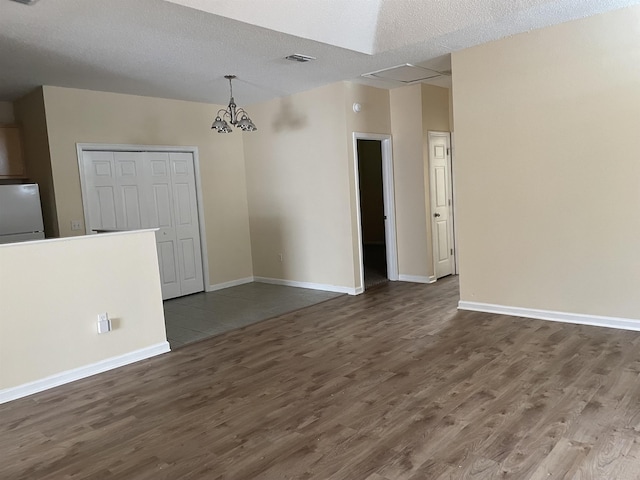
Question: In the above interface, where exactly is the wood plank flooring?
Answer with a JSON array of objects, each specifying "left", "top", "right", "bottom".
[{"left": 3, "top": 277, "right": 640, "bottom": 479}]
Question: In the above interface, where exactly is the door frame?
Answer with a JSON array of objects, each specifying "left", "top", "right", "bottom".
[
  {"left": 76, "top": 143, "right": 210, "bottom": 291},
  {"left": 427, "top": 131, "right": 457, "bottom": 278},
  {"left": 451, "top": 132, "right": 459, "bottom": 275},
  {"left": 352, "top": 133, "right": 399, "bottom": 292}
]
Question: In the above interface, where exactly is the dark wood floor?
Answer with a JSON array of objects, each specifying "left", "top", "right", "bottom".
[{"left": 3, "top": 277, "right": 640, "bottom": 479}]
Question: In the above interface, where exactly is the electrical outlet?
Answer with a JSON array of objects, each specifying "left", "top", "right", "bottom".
[
  {"left": 97, "top": 313, "right": 111, "bottom": 334},
  {"left": 71, "top": 220, "right": 83, "bottom": 231}
]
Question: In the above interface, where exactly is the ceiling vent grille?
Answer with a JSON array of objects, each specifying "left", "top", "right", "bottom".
[
  {"left": 285, "top": 54, "right": 316, "bottom": 63},
  {"left": 11, "top": 0, "right": 41, "bottom": 4},
  {"left": 362, "top": 63, "right": 449, "bottom": 83}
]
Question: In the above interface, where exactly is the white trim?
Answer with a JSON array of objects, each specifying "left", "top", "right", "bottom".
[
  {"left": 0, "top": 342, "right": 170, "bottom": 404},
  {"left": 76, "top": 143, "right": 210, "bottom": 295},
  {"left": 458, "top": 301, "right": 640, "bottom": 332},
  {"left": 254, "top": 276, "right": 356, "bottom": 295},
  {"left": 450, "top": 131, "right": 459, "bottom": 275},
  {"left": 191, "top": 147, "right": 211, "bottom": 292},
  {"left": 353, "top": 133, "right": 399, "bottom": 293},
  {"left": 398, "top": 274, "right": 437, "bottom": 284},
  {"left": 207, "top": 276, "right": 254, "bottom": 292}
]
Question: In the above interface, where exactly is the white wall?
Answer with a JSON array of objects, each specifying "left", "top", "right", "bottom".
[{"left": 0, "top": 230, "right": 168, "bottom": 401}]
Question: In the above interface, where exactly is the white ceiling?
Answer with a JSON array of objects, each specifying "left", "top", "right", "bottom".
[{"left": 0, "top": 0, "right": 638, "bottom": 106}]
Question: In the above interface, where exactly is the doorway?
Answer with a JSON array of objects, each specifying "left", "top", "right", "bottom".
[
  {"left": 353, "top": 133, "right": 398, "bottom": 292},
  {"left": 357, "top": 139, "right": 387, "bottom": 288},
  {"left": 77, "top": 144, "right": 209, "bottom": 300},
  {"left": 427, "top": 131, "right": 456, "bottom": 279}
]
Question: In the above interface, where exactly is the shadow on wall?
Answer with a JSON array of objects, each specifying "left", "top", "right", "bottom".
[
  {"left": 272, "top": 98, "right": 307, "bottom": 132},
  {"left": 253, "top": 214, "right": 286, "bottom": 279}
]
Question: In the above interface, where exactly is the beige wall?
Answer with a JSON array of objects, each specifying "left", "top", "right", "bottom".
[
  {"left": 243, "top": 82, "right": 395, "bottom": 291},
  {"left": 390, "top": 84, "right": 431, "bottom": 279},
  {"left": 22, "top": 79, "right": 449, "bottom": 293},
  {"left": 13, "top": 88, "right": 58, "bottom": 237},
  {"left": 0, "top": 101, "right": 14, "bottom": 123},
  {"left": 345, "top": 83, "right": 392, "bottom": 135},
  {"left": 448, "top": 88, "right": 455, "bottom": 133},
  {"left": 244, "top": 79, "right": 450, "bottom": 290},
  {"left": 41, "top": 86, "right": 253, "bottom": 286},
  {"left": 345, "top": 83, "right": 392, "bottom": 287},
  {"left": 243, "top": 83, "right": 355, "bottom": 288},
  {"left": 0, "top": 231, "right": 166, "bottom": 392},
  {"left": 453, "top": 5, "right": 640, "bottom": 318},
  {"left": 421, "top": 84, "right": 450, "bottom": 134}
]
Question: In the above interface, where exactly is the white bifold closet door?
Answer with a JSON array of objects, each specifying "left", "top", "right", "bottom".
[{"left": 82, "top": 150, "right": 204, "bottom": 300}]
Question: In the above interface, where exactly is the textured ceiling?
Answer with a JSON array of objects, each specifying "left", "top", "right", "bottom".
[{"left": 0, "top": 0, "right": 638, "bottom": 106}]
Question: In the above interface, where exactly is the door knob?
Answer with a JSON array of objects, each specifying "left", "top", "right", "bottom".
[{"left": 434, "top": 213, "right": 441, "bottom": 217}]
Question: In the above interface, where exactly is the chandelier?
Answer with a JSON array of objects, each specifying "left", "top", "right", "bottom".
[{"left": 211, "top": 75, "right": 257, "bottom": 133}]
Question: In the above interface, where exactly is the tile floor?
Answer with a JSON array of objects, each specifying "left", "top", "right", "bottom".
[{"left": 163, "top": 282, "right": 343, "bottom": 348}]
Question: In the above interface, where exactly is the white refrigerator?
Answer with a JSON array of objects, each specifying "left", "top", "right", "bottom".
[{"left": 0, "top": 184, "right": 45, "bottom": 244}]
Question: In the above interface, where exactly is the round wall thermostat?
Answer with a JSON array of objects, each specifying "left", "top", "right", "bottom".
[{"left": 353, "top": 103, "right": 362, "bottom": 113}]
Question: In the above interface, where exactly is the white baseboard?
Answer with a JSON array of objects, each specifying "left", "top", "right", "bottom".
[
  {"left": 207, "top": 276, "right": 254, "bottom": 292},
  {"left": 0, "top": 341, "right": 171, "bottom": 405},
  {"left": 254, "top": 276, "right": 357, "bottom": 295},
  {"left": 398, "top": 274, "right": 437, "bottom": 284},
  {"left": 458, "top": 301, "right": 640, "bottom": 332}
]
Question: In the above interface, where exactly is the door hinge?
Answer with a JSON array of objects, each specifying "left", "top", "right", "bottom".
[
  {"left": 450, "top": 248, "right": 454, "bottom": 255},
  {"left": 447, "top": 148, "right": 450, "bottom": 156}
]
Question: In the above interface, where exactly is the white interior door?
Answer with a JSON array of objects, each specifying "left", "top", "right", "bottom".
[
  {"left": 145, "top": 152, "right": 182, "bottom": 299},
  {"left": 428, "top": 132, "right": 455, "bottom": 279},
  {"left": 168, "top": 152, "right": 204, "bottom": 297},
  {"left": 81, "top": 149, "right": 204, "bottom": 300},
  {"left": 82, "top": 151, "right": 146, "bottom": 231}
]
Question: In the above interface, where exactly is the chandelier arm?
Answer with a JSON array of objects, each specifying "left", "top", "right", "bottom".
[{"left": 228, "top": 100, "right": 237, "bottom": 125}]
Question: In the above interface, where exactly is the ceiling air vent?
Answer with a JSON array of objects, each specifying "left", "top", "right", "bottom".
[
  {"left": 362, "top": 63, "right": 448, "bottom": 83},
  {"left": 11, "top": 0, "right": 41, "bottom": 4},
  {"left": 285, "top": 54, "right": 316, "bottom": 63}
]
